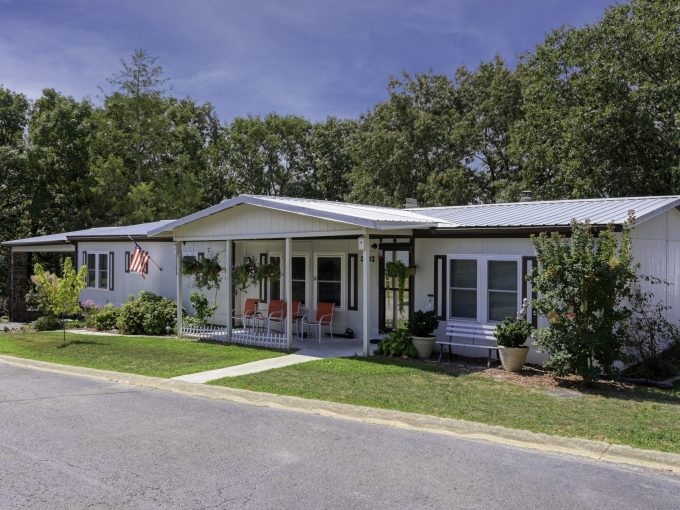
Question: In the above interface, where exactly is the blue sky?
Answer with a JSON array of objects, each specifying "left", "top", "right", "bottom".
[{"left": 1, "top": 0, "right": 613, "bottom": 121}]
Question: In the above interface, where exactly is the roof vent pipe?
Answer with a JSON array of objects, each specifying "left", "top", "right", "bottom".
[{"left": 519, "top": 191, "right": 533, "bottom": 202}]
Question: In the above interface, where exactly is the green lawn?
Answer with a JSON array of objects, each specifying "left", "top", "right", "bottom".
[
  {"left": 0, "top": 332, "right": 285, "bottom": 378},
  {"left": 211, "top": 357, "right": 680, "bottom": 454}
]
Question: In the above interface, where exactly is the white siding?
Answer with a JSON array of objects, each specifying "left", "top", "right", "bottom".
[
  {"left": 414, "top": 237, "right": 547, "bottom": 364},
  {"left": 78, "top": 241, "right": 177, "bottom": 305},
  {"left": 174, "top": 204, "right": 361, "bottom": 240}
]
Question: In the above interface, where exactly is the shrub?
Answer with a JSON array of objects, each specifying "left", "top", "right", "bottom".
[
  {"left": 621, "top": 282, "right": 680, "bottom": 379},
  {"left": 408, "top": 310, "right": 439, "bottom": 337},
  {"left": 189, "top": 292, "right": 217, "bottom": 325},
  {"left": 530, "top": 215, "right": 638, "bottom": 383},
  {"left": 116, "top": 292, "right": 178, "bottom": 335},
  {"left": 32, "top": 315, "right": 63, "bottom": 331},
  {"left": 494, "top": 317, "right": 533, "bottom": 348},
  {"left": 375, "top": 329, "right": 417, "bottom": 358},
  {"left": 92, "top": 304, "right": 120, "bottom": 331},
  {"left": 81, "top": 299, "right": 100, "bottom": 328}
]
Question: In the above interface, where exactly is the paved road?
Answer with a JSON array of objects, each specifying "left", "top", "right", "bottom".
[{"left": 1, "top": 363, "right": 679, "bottom": 510}]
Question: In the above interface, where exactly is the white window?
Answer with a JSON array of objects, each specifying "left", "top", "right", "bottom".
[
  {"left": 447, "top": 255, "right": 521, "bottom": 323},
  {"left": 487, "top": 260, "right": 519, "bottom": 322},
  {"left": 85, "top": 251, "right": 111, "bottom": 290},
  {"left": 315, "top": 254, "right": 345, "bottom": 309}
]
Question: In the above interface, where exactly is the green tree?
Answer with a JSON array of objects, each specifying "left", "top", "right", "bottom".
[
  {"left": 346, "top": 72, "right": 463, "bottom": 207},
  {"left": 31, "top": 258, "right": 88, "bottom": 341},
  {"left": 453, "top": 56, "right": 524, "bottom": 202},
  {"left": 225, "top": 113, "right": 314, "bottom": 196},
  {"left": 513, "top": 0, "right": 680, "bottom": 199},
  {"left": 0, "top": 87, "right": 31, "bottom": 305},
  {"left": 309, "top": 117, "right": 356, "bottom": 201},
  {"left": 529, "top": 216, "right": 638, "bottom": 384},
  {"left": 90, "top": 49, "right": 224, "bottom": 225}
]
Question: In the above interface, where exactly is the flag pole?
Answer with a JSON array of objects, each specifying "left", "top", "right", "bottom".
[{"left": 128, "top": 235, "right": 163, "bottom": 271}]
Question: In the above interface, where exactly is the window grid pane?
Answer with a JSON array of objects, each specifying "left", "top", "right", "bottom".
[
  {"left": 87, "top": 254, "right": 96, "bottom": 288},
  {"left": 449, "top": 259, "right": 477, "bottom": 320},
  {"left": 317, "top": 256, "right": 342, "bottom": 307},
  {"left": 98, "top": 254, "right": 108, "bottom": 289}
]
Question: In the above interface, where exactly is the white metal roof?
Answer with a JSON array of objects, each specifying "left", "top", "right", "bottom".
[
  {"left": 410, "top": 196, "right": 680, "bottom": 228},
  {"left": 2, "top": 220, "right": 175, "bottom": 247},
  {"left": 148, "top": 194, "right": 454, "bottom": 236}
]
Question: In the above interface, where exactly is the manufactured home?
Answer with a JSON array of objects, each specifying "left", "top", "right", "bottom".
[{"left": 5, "top": 194, "right": 680, "bottom": 363}]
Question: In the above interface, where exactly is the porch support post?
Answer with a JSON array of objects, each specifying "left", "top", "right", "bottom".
[
  {"left": 285, "top": 237, "right": 293, "bottom": 349},
  {"left": 362, "top": 230, "right": 370, "bottom": 357},
  {"left": 226, "top": 240, "right": 233, "bottom": 341},
  {"left": 175, "top": 241, "right": 183, "bottom": 338}
]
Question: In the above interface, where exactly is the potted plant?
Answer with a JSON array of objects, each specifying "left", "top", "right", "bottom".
[
  {"left": 494, "top": 317, "right": 533, "bottom": 372},
  {"left": 408, "top": 309, "right": 439, "bottom": 359},
  {"left": 375, "top": 329, "right": 417, "bottom": 358}
]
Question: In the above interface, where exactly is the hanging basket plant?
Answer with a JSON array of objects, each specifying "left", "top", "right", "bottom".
[
  {"left": 233, "top": 256, "right": 258, "bottom": 291},
  {"left": 181, "top": 253, "right": 223, "bottom": 290},
  {"left": 386, "top": 260, "right": 415, "bottom": 313},
  {"left": 232, "top": 256, "right": 282, "bottom": 292},
  {"left": 254, "top": 262, "right": 281, "bottom": 283}
]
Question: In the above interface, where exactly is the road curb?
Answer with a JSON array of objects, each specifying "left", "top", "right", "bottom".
[{"left": 2, "top": 354, "right": 680, "bottom": 474}]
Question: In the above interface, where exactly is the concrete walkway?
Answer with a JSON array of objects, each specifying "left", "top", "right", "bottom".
[{"left": 173, "top": 337, "right": 365, "bottom": 383}]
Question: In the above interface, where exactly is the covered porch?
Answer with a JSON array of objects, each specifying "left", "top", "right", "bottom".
[{"left": 148, "top": 195, "right": 446, "bottom": 355}]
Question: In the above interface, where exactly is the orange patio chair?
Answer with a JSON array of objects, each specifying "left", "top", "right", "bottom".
[
  {"left": 302, "top": 302, "right": 335, "bottom": 342},
  {"left": 233, "top": 298, "right": 259, "bottom": 330}
]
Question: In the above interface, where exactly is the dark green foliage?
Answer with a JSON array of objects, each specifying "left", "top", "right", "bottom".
[
  {"left": 494, "top": 318, "right": 533, "bottom": 348},
  {"left": 408, "top": 310, "right": 439, "bottom": 337},
  {"left": 189, "top": 292, "right": 217, "bottom": 325},
  {"left": 620, "top": 282, "right": 680, "bottom": 379},
  {"left": 32, "top": 315, "right": 63, "bottom": 331},
  {"left": 375, "top": 330, "right": 417, "bottom": 358},
  {"left": 181, "top": 253, "right": 223, "bottom": 289},
  {"left": 116, "top": 291, "right": 178, "bottom": 335},
  {"left": 530, "top": 217, "right": 638, "bottom": 383},
  {"left": 92, "top": 304, "right": 120, "bottom": 331}
]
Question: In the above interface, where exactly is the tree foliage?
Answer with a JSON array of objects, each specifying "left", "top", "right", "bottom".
[{"left": 529, "top": 217, "right": 638, "bottom": 383}]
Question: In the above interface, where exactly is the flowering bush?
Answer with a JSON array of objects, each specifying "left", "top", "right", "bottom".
[{"left": 530, "top": 215, "right": 638, "bottom": 383}]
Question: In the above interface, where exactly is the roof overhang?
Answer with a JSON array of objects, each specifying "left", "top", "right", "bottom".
[{"left": 148, "top": 195, "right": 451, "bottom": 238}]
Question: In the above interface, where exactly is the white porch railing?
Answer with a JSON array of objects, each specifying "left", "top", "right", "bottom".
[{"left": 180, "top": 324, "right": 288, "bottom": 349}]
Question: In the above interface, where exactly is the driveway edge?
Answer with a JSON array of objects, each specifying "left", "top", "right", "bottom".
[{"left": 2, "top": 354, "right": 679, "bottom": 474}]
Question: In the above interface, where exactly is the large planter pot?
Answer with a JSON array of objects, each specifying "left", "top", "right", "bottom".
[
  {"left": 498, "top": 346, "right": 529, "bottom": 372},
  {"left": 412, "top": 336, "right": 436, "bottom": 359}
]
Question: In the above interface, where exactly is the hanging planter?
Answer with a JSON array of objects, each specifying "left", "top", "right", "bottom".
[
  {"left": 181, "top": 253, "right": 223, "bottom": 290},
  {"left": 233, "top": 256, "right": 258, "bottom": 291},
  {"left": 386, "top": 260, "right": 415, "bottom": 313},
  {"left": 232, "top": 256, "right": 282, "bottom": 292},
  {"left": 254, "top": 262, "right": 281, "bottom": 283}
]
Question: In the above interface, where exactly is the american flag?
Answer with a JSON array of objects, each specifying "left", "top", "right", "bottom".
[{"left": 130, "top": 243, "right": 150, "bottom": 277}]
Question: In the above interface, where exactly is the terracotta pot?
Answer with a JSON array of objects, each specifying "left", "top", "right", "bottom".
[
  {"left": 412, "top": 335, "right": 436, "bottom": 359},
  {"left": 498, "top": 346, "right": 529, "bottom": 372}
]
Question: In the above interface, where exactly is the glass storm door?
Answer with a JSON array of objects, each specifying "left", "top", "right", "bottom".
[{"left": 380, "top": 245, "right": 411, "bottom": 332}]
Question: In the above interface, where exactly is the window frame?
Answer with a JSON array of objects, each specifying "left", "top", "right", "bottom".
[
  {"left": 84, "top": 250, "right": 112, "bottom": 291},
  {"left": 446, "top": 254, "right": 522, "bottom": 324},
  {"left": 268, "top": 252, "right": 309, "bottom": 307},
  {"left": 314, "top": 252, "right": 346, "bottom": 311}
]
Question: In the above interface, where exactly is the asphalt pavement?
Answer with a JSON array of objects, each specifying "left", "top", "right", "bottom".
[{"left": 1, "top": 362, "right": 679, "bottom": 509}]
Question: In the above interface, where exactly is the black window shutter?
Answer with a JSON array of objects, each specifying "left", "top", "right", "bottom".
[
  {"left": 124, "top": 251, "right": 130, "bottom": 273},
  {"left": 259, "top": 253, "right": 268, "bottom": 302},
  {"left": 83, "top": 251, "right": 88, "bottom": 286},
  {"left": 434, "top": 255, "right": 447, "bottom": 320},
  {"left": 347, "top": 253, "right": 358, "bottom": 310},
  {"left": 109, "top": 252, "right": 114, "bottom": 291}
]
